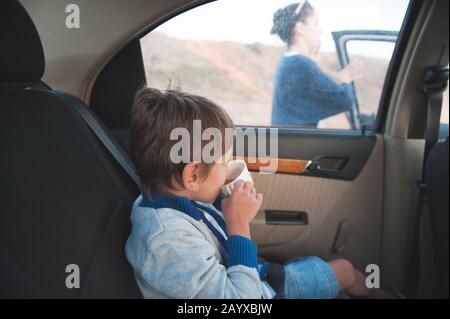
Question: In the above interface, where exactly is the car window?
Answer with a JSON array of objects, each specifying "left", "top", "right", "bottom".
[{"left": 140, "top": 0, "right": 410, "bottom": 131}]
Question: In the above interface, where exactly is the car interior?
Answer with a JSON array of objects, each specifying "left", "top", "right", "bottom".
[{"left": 0, "top": 0, "right": 448, "bottom": 299}]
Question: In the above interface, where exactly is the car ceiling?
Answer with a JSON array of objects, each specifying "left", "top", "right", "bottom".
[{"left": 19, "top": 0, "right": 205, "bottom": 102}]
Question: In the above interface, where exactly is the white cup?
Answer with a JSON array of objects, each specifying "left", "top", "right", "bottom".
[{"left": 222, "top": 159, "right": 253, "bottom": 196}]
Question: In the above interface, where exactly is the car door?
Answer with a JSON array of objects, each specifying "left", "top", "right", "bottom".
[
  {"left": 332, "top": 30, "right": 399, "bottom": 130},
  {"left": 237, "top": 128, "right": 383, "bottom": 272}
]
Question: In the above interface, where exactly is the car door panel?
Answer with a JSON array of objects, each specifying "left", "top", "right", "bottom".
[
  {"left": 245, "top": 134, "right": 383, "bottom": 271},
  {"left": 236, "top": 128, "right": 377, "bottom": 179}
]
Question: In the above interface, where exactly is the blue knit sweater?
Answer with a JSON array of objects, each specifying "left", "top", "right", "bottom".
[{"left": 272, "top": 53, "right": 355, "bottom": 127}]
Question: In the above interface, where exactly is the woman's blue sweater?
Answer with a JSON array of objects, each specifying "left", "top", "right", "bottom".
[{"left": 272, "top": 53, "right": 355, "bottom": 127}]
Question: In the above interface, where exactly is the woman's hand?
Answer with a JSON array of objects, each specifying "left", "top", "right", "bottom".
[
  {"left": 221, "top": 180, "right": 263, "bottom": 239},
  {"left": 334, "top": 59, "right": 363, "bottom": 84}
]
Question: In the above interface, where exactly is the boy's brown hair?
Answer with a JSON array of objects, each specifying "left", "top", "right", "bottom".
[{"left": 129, "top": 87, "right": 234, "bottom": 198}]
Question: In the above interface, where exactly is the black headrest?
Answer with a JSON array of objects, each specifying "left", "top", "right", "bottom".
[{"left": 0, "top": 0, "right": 45, "bottom": 84}]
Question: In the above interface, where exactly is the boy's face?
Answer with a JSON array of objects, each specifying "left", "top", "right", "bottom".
[
  {"left": 195, "top": 160, "right": 230, "bottom": 204},
  {"left": 180, "top": 152, "right": 233, "bottom": 204}
]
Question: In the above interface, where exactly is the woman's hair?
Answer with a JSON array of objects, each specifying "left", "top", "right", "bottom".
[{"left": 271, "top": 1, "right": 315, "bottom": 45}]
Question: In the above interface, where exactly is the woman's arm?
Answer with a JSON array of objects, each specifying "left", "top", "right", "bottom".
[
  {"left": 303, "top": 58, "right": 356, "bottom": 118},
  {"left": 328, "top": 60, "right": 363, "bottom": 84}
]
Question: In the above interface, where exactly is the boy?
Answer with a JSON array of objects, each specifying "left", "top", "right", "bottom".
[{"left": 125, "top": 87, "right": 381, "bottom": 299}]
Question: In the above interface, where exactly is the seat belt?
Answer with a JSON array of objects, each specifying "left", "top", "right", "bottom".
[
  {"left": 54, "top": 90, "right": 141, "bottom": 187},
  {"left": 417, "top": 65, "right": 449, "bottom": 205},
  {"left": 409, "top": 65, "right": 449, "bottom": 297},
  {"left": 419, "top": 65, "right": 449, "bottom": 165}
]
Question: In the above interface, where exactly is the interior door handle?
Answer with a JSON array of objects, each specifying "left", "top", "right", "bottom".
[
  {"left": 304, "top": 161, "right": 340, "bottom": 176},
  {"left": 303, "top": 156, "right": 348, "bottom": 177}
]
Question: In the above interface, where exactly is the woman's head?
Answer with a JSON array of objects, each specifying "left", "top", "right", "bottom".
[{"left": 271, "top": 1, "right": 320, "bottom": 49}]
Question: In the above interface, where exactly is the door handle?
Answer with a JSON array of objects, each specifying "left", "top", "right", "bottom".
[
  {"left": 302, "top": 156, "right": 348, "bottom": 177},
  {"left": 265, "top": 210, "right": 308, "bottom": 225}
]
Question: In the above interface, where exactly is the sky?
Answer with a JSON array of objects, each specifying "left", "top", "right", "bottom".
[{"left": 152, "top": 0, "right": 410, "bottom": 57}]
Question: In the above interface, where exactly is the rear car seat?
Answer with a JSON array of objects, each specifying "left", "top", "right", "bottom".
[
  {"left": 0, "top": 0, "right": 142, "bottom": 298},
  {"left": 425, "top": 137, "right": 449, "bottom": 298}
]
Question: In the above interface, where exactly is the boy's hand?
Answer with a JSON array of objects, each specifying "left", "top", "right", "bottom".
[{"left": 221, "top": 180, "right": 263, "bottom": 239}]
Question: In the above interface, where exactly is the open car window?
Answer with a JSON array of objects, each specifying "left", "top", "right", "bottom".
[{"left": 140, "top": 0, "right": 410, "bottom": 131}]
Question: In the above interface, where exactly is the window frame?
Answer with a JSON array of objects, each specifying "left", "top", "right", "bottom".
[{"left": 375, "top": 0, "right": 423, "bottom": 133}]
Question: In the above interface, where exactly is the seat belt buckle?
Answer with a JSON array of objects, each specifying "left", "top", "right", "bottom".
[{"left": 420, "top": 65, "right": 449, "bottom": 94}]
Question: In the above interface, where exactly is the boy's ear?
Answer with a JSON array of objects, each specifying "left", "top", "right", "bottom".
[{"left": 182, "top": 163, "right": 202, "bottom": 191}]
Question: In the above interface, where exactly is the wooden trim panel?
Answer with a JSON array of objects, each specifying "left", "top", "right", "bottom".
[{"left": 235, "top": 157, "right": 310, "bottom": 175}]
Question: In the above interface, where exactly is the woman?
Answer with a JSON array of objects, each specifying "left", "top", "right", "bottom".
[{"left": 271, "top": 1, "right": 362, "bottom": 127}]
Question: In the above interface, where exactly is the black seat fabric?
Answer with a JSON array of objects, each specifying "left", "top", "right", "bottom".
[
  {"left": 0, "top": 0, "right": 44, "bottom": 84},
  {"left": 0, "top": 0, "right": 141, "bottom": 298},
  {"left": 425, "top": 137, "right": 449, "bottom": 298}
]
